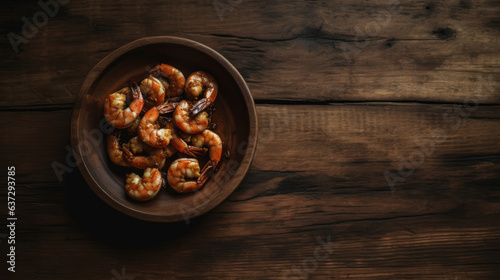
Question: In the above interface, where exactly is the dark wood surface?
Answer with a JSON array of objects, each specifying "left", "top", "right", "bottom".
[{"left": 1, "top": 0, "right": 499, "bottom": 279}]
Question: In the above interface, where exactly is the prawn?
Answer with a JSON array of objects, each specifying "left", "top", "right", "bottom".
[
  {"left": 171, "top": 130, "right": 207, "bottom": 158},
  {"left": 191, "top": 129, "right": 223, "bottom": 172},
  {"left": 140, "top": 75, "right": 166, "bottom": 107},
  {"left": 126, "top": 116, "right": 141, "bottom": 136},
  {"left": 185, "top": 71, "right": 218, "bottom": 115},
  {"left": 106, "top": 130, "right": 130, "bottom": 167},
  {"left": 164, "top": 122, "right": 206, "bottom": 158},
  {"left": 125, "top": 168, "right": 162, "bottom": 201},
  {"left": 141, "top": 96, "right": 181, "bottom": 115},
  {"left": 122, "top": 137, "right": 172, "bottom": 170},
  {"left": 167, "top": 158, "right": 210, "bottom": 193},
  {"left": 174, "top": 100, "right": 209, "bottom": 134},
  {"left": 138, "top": 103, "right": 175, "bottom": 148},
  {"left": 149, "top": 64, "right": 185, "bottom": 97},
  {"left": 104, "top": 83, "right": 144, "bottom": 129}
]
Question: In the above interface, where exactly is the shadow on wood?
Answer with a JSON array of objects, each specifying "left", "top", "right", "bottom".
[{"left": 64, "top": 169, "right": 201, "bottom": 249}]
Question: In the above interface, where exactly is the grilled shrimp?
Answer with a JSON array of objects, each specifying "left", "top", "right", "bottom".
[
  {"left": 163, "top": 122, "right": 206, "bottom": 158},
  {"left": 106, "top": 131, "right": 130, "bottom": 167},
  {"left": 126, "top": 116, "right": 141, "bottom": 136},
  {"left": 185, "top": 71, "right": 218, "bottom": 115},
  {"left": 126, "top": 136, "right": 146, "bottom": 154},
  {"left": 104, "top": 83, "right": 144, "bottom": 129},
  {"left": 149, "top": 64, "right": 185, "bottom": 97},
  {"left": 167, "top": 158, "right": 209, "bottom": 193},
  {"left": 174, "top": 100, "right": 209, "bottom": 134},
  {"left": 171, "top": 130, "right": 207, "bottom": 158},
  {"left": 125, "top": 168, "right": 162, "bottom": 201},
  {"left": 177, "top": 129, "right": 192, "bottom": 143},
  {"left": 140, "top": 75, "right": 166, "bottom": 106},
  {"left": 122, "top": 137, "right": 173, "bottom": 170},
  {"left": 141, "top": 96, "right": 181, "bottom": 115},
  {"left": 138, "top": 103, "right": 175, "bottom": 148},
  {"left": 191, "top": 129, "right": 222, "bottom": 172}
]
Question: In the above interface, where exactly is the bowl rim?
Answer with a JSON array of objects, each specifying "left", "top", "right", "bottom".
[{"left": 70, "top": 36, "right": 258, "bottom": 222}]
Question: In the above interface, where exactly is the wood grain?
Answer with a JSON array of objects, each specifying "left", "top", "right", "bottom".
[
  {"left": 1, "top": 0, "right": 499, "bottom": 279},
  {"left": 1, "top": 0, "right": 499, "bottom": 107},
  {"left": 1, "top": 104, "right": 499, "bottom": 278},
  {"left": 3, "top": 104, "right": 499, "bottom": 183}
]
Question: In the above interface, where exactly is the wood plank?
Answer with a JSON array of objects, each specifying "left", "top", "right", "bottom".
[
  {"left": 0, "top": 109, "right": 72, "bottom": 183},
  {"left": 2, "top": 0, "right": 499, "bottom": 278},
  {"left": 2, "top": 159, "right": 499, "bottom": 279},
  {"left": 1, "top": 0, "right": 499, "bottom": 107},
  {"left": 1, "top": 104, "right": 499, "bottom": 278},
  {"left": 1, "top": 103, "right": 500, "bottom": 185}
]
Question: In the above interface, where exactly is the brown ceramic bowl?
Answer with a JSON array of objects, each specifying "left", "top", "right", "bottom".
[{"left": 71, "top": 36, "right": 257, "bottom": 222}]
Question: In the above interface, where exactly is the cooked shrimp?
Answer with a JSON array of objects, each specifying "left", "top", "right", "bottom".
[
  {"left": 106, "top": 131, "right": 130, "bottom": 167},
  {"left": 163, "top": 144, "right": 178, "bottom": 158},
  {"left": 126, "top": 136, "right": 146, "bottom": 154},
  {"left": 142, "top": 96, "right": 181, "bottom": 115},
  {"left": 185, "top": 71, "right": 218, "bottom": 115},
  {"left": 125, "top": 168, "right": 162, "bottom": 201},
  {"left": 178, "top": 129, "right": 192, "bottom": 143},
  {"left": 167, "top": 158, "right": 209, "bottom": 193},
  {"left": 149, "top": 64, "right": 185, "bottom": 97},
  {"left": 140, "top": 75, "right": 166, "bottom": 106},
  {"left": 171, "top": 130, "right": 207, "bottom": 158},
  {"left": 138, "top": 103, "right": 174, "bottom": 148},
  {"left": 104, "top": 83, "right": 144, "bottom": 129},
  {"left": 126, "top": 116, "right": 141, "bottom": 136},
  {"left": 122, "top": 137, "right": 168, "bottom": 169},
  {"left": 163, "top": 122, "right": 206, "bottom": 158},
  {"left": 191, "top": 129, "right": 223, "bottom": 172},
  {"left": 174, "top": 100, "right": 209, "bottom": 134}
]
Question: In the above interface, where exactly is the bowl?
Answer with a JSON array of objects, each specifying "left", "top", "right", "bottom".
[{"left": 70, "top": 36, "right": 258, "bottom": 222}]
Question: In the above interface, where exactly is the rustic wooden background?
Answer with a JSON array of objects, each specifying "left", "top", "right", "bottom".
[{"left": 1, "top": 0, "right": 499, "bottom": 279}]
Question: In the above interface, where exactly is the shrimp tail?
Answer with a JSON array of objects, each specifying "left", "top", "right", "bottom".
[
  {"left": 166, "top": 96, "right": 183, "bottom": 103},
  {"left": 157, "top": 102, "right": 179, "bottom": 114},
  {"left": 122, "top": 145, "right": 146, "bottom": 169},
  {"left": 178, "top": 144, "right": 206, "bottom": 158},
  {"left": 197, "top": 162, "right": 213, "bottom": 185},
  {"left": 189, "top": 98, "right": 211, "bottom": 116},
  {"left": 130, "top": 82, "right": 143, "bottom": 100},
  {"left": 149, "top": 65, "right": 162, "bottom": 77},
  {"left": 171, "top": 133, "right": 207, "bottom": 158},
  {"left": 186, "top": 146, "right": 207, "bottom": 158},
  {"left": 122, "top": 146, "right": 144, "bottom": 168}
]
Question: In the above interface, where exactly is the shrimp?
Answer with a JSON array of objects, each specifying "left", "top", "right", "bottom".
[
  {"left": 140, "top": 75, "right": 166, "bottom": 106},
  {"left": 141, "top": 96, "right": 180, "bottom": 116},
  {"left": 104, "top": 83, "right": 144, "bottom": 129},
  {"left": 138, "top": 103, "right": 175, "bottom": 148},
  {"left": 191, "top": 129, "right": 223, "bottom": 172},
  {"left": 177, "top": 129, "right": 192, "bottom": 143},
  {"left": 126, "top": 116, "right": 141, "bottom": 136},
  {"left": 185, "top": 71, "right": 218, "bottom": 115},
  {"left": 174, "top": 100, "right": 209, "bottom": 134},
  {"left": 149, "top": 64, "right": 185, "bottom": 97},
  {"left": 106, "top": 130, "right": 130, "bottom": 167},
  {"left": 122, "top": 137, "right": 169, "bottom": 169},
  {"left": 171, "top": 130, "right": 207, "bottom": 158},
  {"left": 163, "top": 122, "right": 206, "bottom": 158},
  {"left": 126, "top": 136, "right": 146, "bottom": 154},
  {"left": 125, "top": 168, "right": 162, "bottom": 201},
  {"left": 167, "top": 158, "right": 210, "bottom": 193}
]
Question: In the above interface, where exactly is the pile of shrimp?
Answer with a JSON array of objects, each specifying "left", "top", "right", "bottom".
[{"left": 103, "top": 64, "right": 223, "bottom": 201}]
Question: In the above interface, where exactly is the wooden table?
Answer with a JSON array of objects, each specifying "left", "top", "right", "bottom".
[{"left": 1, "top": 0, "right": 499, "bottom": 279}]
